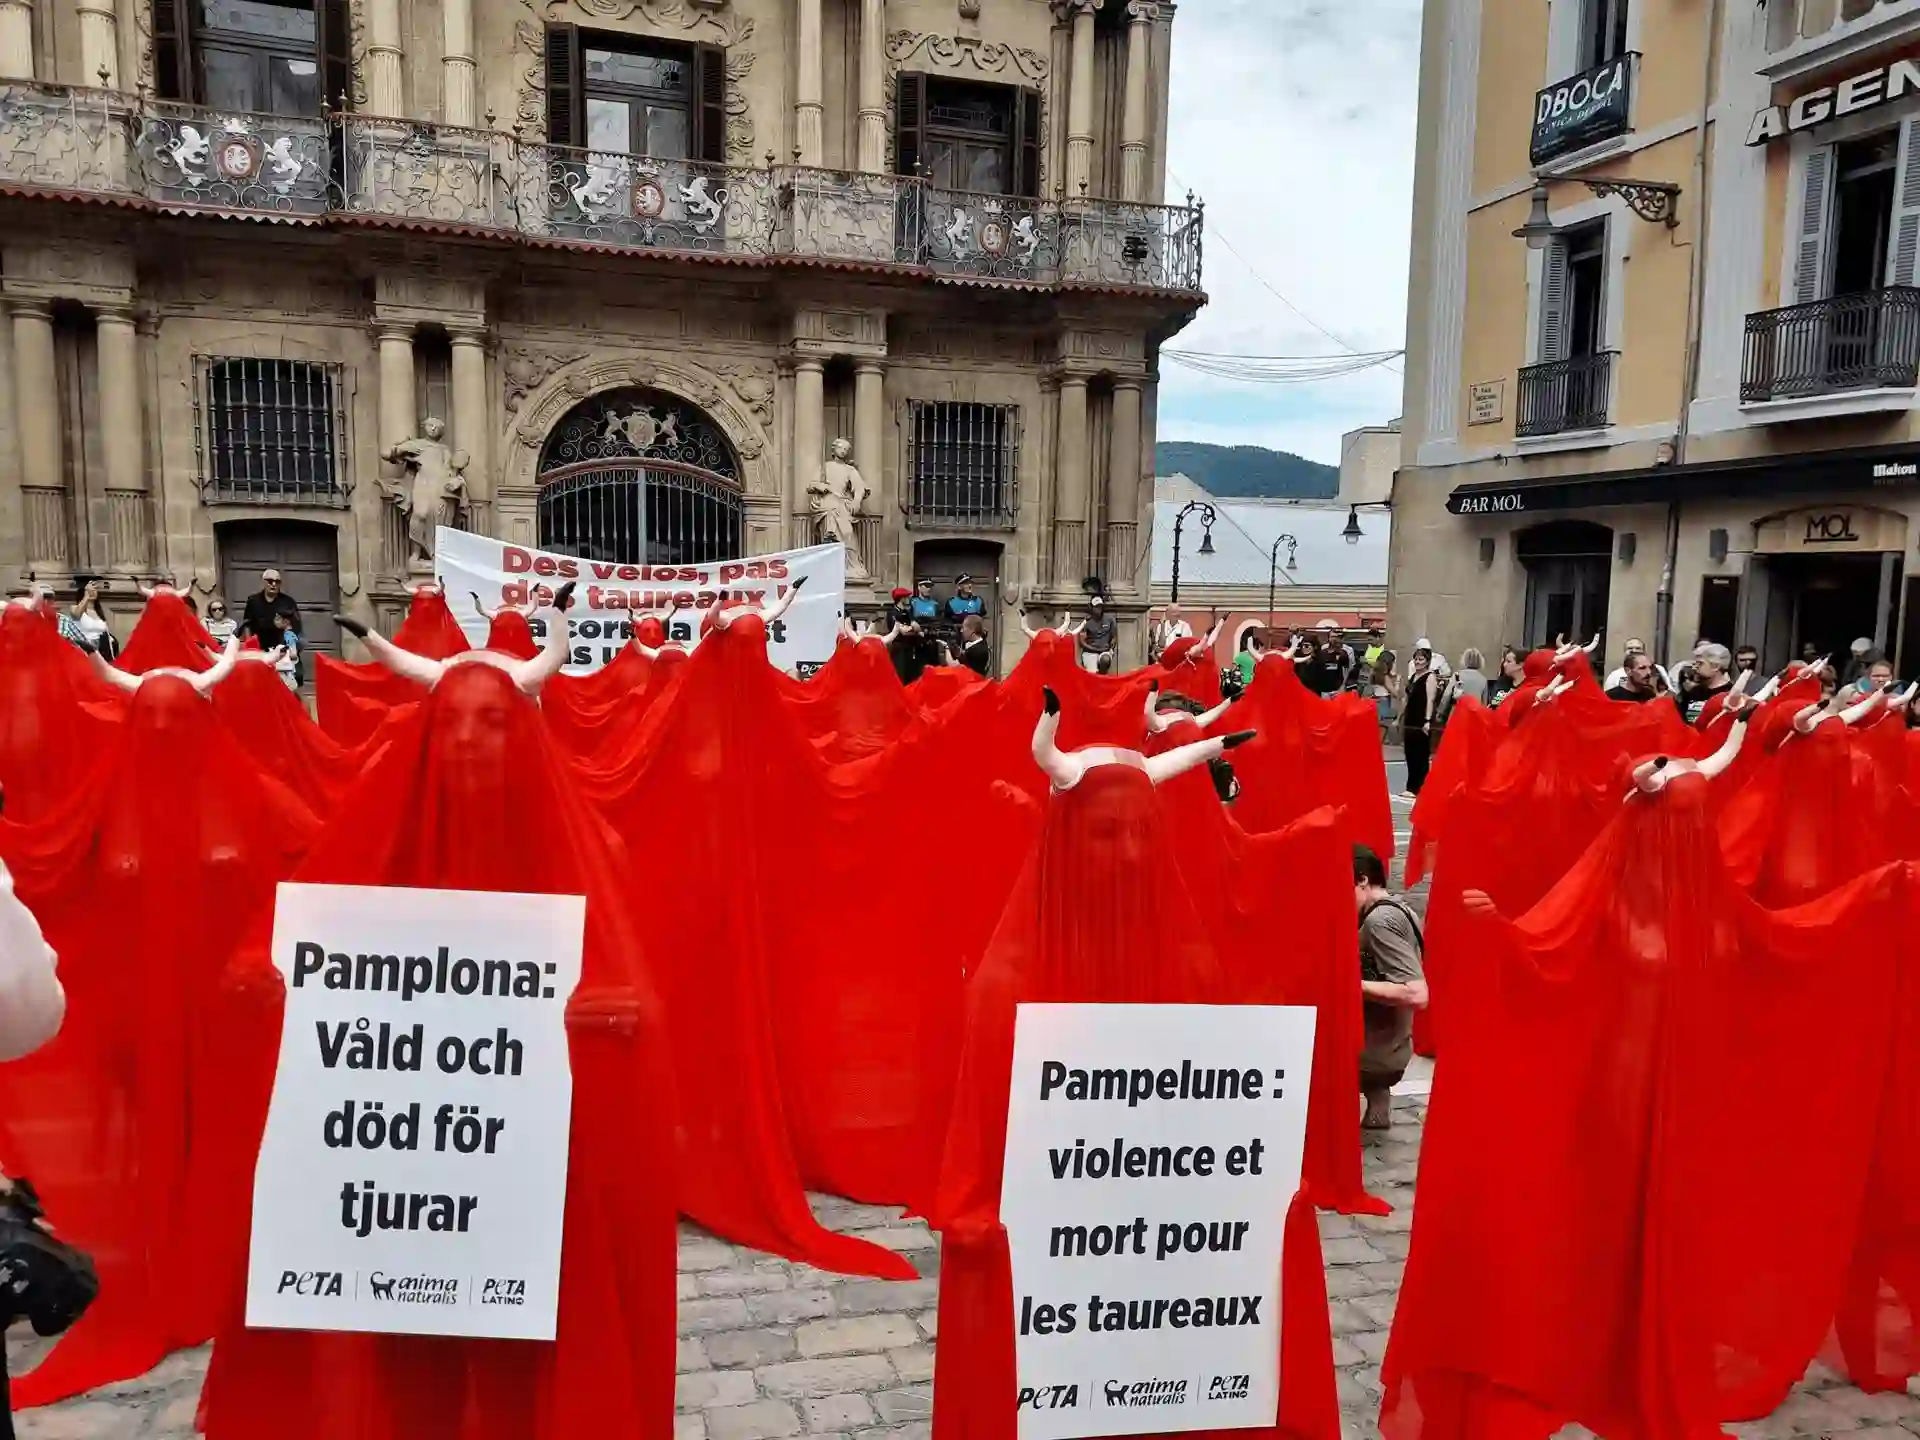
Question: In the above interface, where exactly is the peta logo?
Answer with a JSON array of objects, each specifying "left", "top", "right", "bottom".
[
  {"left": 1207, "top": 1375, "right": 1250, "bottom": 1402},
  {"left": 480, "top": 1278, "right": 526, "bottom": 1307},
  {"left": 1104, "top": 1379, "right": 1187, "bottom": 1409},
  {"left": 276, "top": 1270, "right": 344, "bottom": 1297},
  {"left": 1016, "top": 1384, "right": 1078, "bottom": 1411}
]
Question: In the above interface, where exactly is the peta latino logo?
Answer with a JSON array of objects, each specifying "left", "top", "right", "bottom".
[
  {"left": 1103, "top": 1379, "right": 1188, "bottom": 1409},
  {"left": 1207, "top": 1375, "right": 1251, "bottom": 1402},
  {"left": 275, "top": 1270, "right": 343, "bottom": 1297},
  {"left": 367, "top": 1271, "right": 460, "bottom": 1306},
  {"left": 1873, "top": 463, "right": 1917, "bottom": 478},
  {"left": 480, "top": 1278, "right": 527, "bottom": 1307}
]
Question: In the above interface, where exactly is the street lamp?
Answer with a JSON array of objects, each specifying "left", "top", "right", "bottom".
[
  {"left": 1342, "top": 506, "right": 1364, "bottom": 545},
  {"left": 1267, "top": 533, "right": 1298, "bottom": 629},
  {"left": 1169, "top": 500, "right": 1216, "bottom": 605},
  {"left": 1514, "top": 178, "right": 1681, "bottom": 250}
]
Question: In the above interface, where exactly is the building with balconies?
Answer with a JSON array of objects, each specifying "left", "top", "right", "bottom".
[
  {"left": 0, "top": 0, "right": 1203, "bottom": 667},
  {"left": 1392, "top": 0, "right": 1920, "bottom": 675}
]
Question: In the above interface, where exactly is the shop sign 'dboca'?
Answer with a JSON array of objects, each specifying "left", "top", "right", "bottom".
[
  {"left": 1748, "top": 58, "right": 1920, "bottom": 145},
  {"left": 1531, "top": 56, "right": 1632, "bottom": 166}
]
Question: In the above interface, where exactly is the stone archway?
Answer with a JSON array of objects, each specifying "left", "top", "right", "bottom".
[{"left": 498, "top": 353, "right": 780, "bottom": 554}]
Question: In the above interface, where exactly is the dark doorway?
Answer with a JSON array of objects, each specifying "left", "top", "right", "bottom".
[
  {"left": 912, "top": 539, "right": 1002, "bottom": 670},
  {"left": 217, "top": 519, "right": 342, "bottom": 661},
  {"left": 1516, "top": 520, "right": 1612, "bottom": 650},
  {"left": 1765, "top": 551, "right": 1899, "bottom": 664},
  {"left": 1697, "top": 575, "right": 1741, "bottom": 650}
]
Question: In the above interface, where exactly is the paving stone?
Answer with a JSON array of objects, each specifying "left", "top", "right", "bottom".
[
  {"left": 679, "top": 1337, "right": 713, "bottom": 1371},
  {"left": 797, "top": 1315, "right": 922, "bottom": 1358},
  {"left": 677, "top": 1370, "right": 761, "bottom": 1411},
  {"left": 872, "top": 1386, "right": 933, "bottom": 1424},
  {"left": 681, "top": 1240, "right": 742, "bottom": 1271},
  {"left": 832, "top": 1279, "right": 940, "bottom": 1315},
  {"left": 844, "top": 1225, "right": 939, "bottom": 1254},
  {"left": 889, "top": 1345, "right": 935, "bottom": 1383},
  {"left": 756, "top": 1356, "right": 900, "bottom": 1400},
  {"left": 706, "top": 1329, "right": 799, "bottom": 1369},
  {"left": 702, "top": 1267, "right": 796, "bottom": 1296},
  {"left": 746, "top": 1289, "right": 838, "bottom": 1325},
  {"left": 675, "top": 1414, "right": 709, "bottom": 1440},
  {"left": 680, "top": 1296, "right": 754, "bottom": 1333},
  {"left": 1321, "top": 1236, "right": 1384, "bottom": 1267},
  {"left": 706, "top": 1400, "right": 803, "bottom": 1440},
  {"left": 803, "top": 1394, "right": 877, "bottom": 1431},
  {"left": 853, "top": 1424, "right": 931, "bottom": 1440},
  {"left": 914, "top": 1310, "right": 938, "bottom": 1339}
]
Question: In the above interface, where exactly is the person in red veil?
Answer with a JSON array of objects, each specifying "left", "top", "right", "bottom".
[
  {"left": 114, "top": 584, "right": 214, "bottom": 675},
  {"left": 315, "top": 584, "right": 471, "bottom": 746},
  {"left": 565, "top": 583, "right": 913, "bottom": 1278},
  {"left": 1380, "top": 719, "right": 1908, "bottom": 1440},
  {"left": 539, "top": 615, "right": 666, "bottom": 760},
  {"left": 1158, "top": 614, "right": 1226, "bottom": 707},
  {"left": 0, "top": 599, "right": 123, "bottom": 822},
  {"left": 193, "top": 656, "right": 678, "bottom": 1440},
  {"left": 205, "top": 648, "right": 391, "bottom": 815},
  {"left": 0, "top": 662, "right": 317, "bottom": 1408},
  {"left": 1144, "top": 690, "right": 1382, "bottom": 1216},
  {"left": 474, "top": 595, "right": 543, "bottom": 660},
  {"left": 930, "top": 689, "right": 1341, "bottom": 1440}
]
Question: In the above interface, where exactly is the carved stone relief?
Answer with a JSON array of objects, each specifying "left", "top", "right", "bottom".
[
  {"left": 514, "top": 0, "right": 756, "bottom": 163},
  {"left": 132, "top": 0, "right": 155, "bottom": 96},
  {"left": 502, "top": 346, "right": 590, "bottom": 412},
  {"left": 348, "top": 0, "right": 370, "bottom": 107},
  {"left": 709, "top": 362, "right": 775, "bottom": 427},
  {"left": 885, "top": 32, "right": 1050, "bottom": 182}
]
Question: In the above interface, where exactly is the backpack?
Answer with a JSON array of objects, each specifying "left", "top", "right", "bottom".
[{"left": 1358, "top": 897, "right": 1425, "bottom": 980}]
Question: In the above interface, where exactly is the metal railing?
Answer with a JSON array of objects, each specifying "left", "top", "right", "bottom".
[
  {"left": 1742, "top": 288, "right": 1920, "bottom": 403},
  {"left": 1516, "top": 350, "right": 1616, "bottom": 436},
  {"left": 0, "top": 83, "right": 1205, "bottom": 292}
]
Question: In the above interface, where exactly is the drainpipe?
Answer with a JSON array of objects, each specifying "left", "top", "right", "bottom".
[{"left": 1656, "top": 0, "right": 1723, "bottom": 664}]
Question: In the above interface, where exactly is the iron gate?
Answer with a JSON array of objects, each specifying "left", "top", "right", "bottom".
[{"left": 536, "top": 460, "right": 744, "bottom": 565}]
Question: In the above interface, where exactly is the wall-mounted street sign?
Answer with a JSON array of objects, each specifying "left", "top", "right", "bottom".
[
  {"left": 1747, "top": 58, "right": 1920, "bottom": 146},
  {"left": 1531, "top": 55, "right": 1634, "bottom": 166},
  {"left": 1468, "top": 381, "right": 1505, "bottom": 426}
]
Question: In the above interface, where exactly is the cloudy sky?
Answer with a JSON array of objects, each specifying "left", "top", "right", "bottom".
[{"left": 1160, "top": 0, "right": 1422, "bottom": 465}]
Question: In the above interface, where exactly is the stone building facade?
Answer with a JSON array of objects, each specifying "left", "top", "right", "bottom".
[{"left": 0, "top": 0, "right": 1203, "bottom": 667}]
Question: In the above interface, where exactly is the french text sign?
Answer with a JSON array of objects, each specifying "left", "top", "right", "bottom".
[
  {"left": 1001, "top": 1004, "right": 1317, "bottom": 1440},
  {"left": 246, "top": 883, "right": 584, "bottom": 1340}
]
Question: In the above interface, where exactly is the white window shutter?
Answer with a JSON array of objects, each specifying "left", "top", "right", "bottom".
[
  {"left": 1793, "top": 144, "right": 1834, "bottom": 304},
  {"left": 1888, "top": 118, "right": 1920, "bottom": 288},
  {"left": 1537, "top": 236, "right": 1571, "bottom": 362}
]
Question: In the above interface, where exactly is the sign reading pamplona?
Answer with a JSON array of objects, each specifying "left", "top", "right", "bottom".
[
  {"left": 1000, "top": 1005, "right": 1317, "bottom": 1440},
  {"left": 246, "top": 883, "right": 584, "bottom": 1341}
]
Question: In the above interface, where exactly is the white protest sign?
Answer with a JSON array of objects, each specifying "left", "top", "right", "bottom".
[
  {"left": 246, "top": 883, "right": 584, "bottom": 1341},
  {"left": 434, "top": 528, "right": 846, "bottom": 677},
  {"left": 1000, "top": 1004, "right": 1318, "bottom": 1440}
]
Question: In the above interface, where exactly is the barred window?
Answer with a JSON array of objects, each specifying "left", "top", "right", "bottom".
[
  {"left": 197, "top": 357, "right": 346, "bottom": 503},
  {"left": 905, "top": 401, "right": 1018, "bottom": 524}
]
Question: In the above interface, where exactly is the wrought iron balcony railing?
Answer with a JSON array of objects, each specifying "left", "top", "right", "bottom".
[
  {"left": 0, "top": 84, "right": 1206, "bottom": 292},
  {"left": 1741, "top": 287, "right": 1920, "bottom": 403},
  {"left": 1516, "top": 350, "right": 1616, "bottom": 436}
]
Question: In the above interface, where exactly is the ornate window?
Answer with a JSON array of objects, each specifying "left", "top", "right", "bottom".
[
  {"left": 904, "top": 401, "right": 1018, "bottom": 527},
  {"left": 194, "top": 356, "right": 348, "bottom": 505},
  {"left": 537, "top": 387, "right": 743, "bottom": 566},
  {"left": 897, "top": 73, "right": 1041, "bottom": 197}
]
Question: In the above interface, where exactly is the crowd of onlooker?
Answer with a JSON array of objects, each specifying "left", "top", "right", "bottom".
[{"left": 50, "top": 569, "right": 307, "bottom": 690}]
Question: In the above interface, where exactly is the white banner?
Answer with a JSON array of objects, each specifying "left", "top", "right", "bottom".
[
  {"left": 245, "top": 883, "right": 584, "bottom": 1341},
  {"left": 1000, "top": 1004, "right": 1318, "bottom": 1440},
  {"left": 434, "top": 528, "right": 847, "bottom": 676}
]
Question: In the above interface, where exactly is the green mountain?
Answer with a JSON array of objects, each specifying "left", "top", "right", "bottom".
[{"left": 1154, "top": 441, "right": 1338, "bottom": 499}]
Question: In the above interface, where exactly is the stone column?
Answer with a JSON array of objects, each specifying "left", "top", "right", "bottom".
[
  {"left": 795, "top": 0, "right": 824, "bottom": 167},
  {"left": 1120, "top": 2, "right": 1155, "bottom": 202},
  {"left": 442, "top": 0, "right": 476, "bottom": 127},
  {"left": 450, "top": 327, "right": 489, "bottom": 532},
  {"left": 1105, "top": 379, "right": 1142, "bottom": 587},
  {"left": 852, "top": 361, "right": 885, "bottom": 509},
  {"left": 365, "top": 0, "right": 404, "bottom": 116},
  {"left": 1051, "top": 375, "right": 1089, "bottom": 585},
  {"left": 856, "top": 0, "right": 886, "bottom": 173},
  {"left": 792, "top": 357, "right": 825, "bottom": 545},
  {"left": 376, "top": 325, "right": 416, "bottom": 462},
  {"left": 1065, "top": 0, "right": 1100, "bottom": 199},
  {"left": 0, "top": 0, "right": 31, "bottom": 80},
  {"left": 10, "top": 302, "right": 57, "bottom": 489},
  {"left": 94, "top": 306, "right": 148, "bottom": 571},
  {"left": 78, "top": 0, "right": 117, "bottom": 87}
]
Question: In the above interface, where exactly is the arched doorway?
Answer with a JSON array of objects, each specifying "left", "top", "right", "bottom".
[
  {"left": 537, "top": 387, "right": 744, "bottom": 564},
  {"left": 1516, "top": 519, "right": 1612, "bottom": 649}
]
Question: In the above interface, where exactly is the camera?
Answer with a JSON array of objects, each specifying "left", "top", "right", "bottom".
[{"left": 0, "top": 1180, "right": 97, "bottom": 1338}]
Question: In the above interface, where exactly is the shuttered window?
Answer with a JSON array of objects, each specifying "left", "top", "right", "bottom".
[
  {"left": 1793, "top": 144, "right": 1835, "bottom": 305},
  {"left": 545, "top": 24, "right": 725, "bottom": 164},
  {"left": 894, "top": 74, "right": 1040, "bottom": 198}
]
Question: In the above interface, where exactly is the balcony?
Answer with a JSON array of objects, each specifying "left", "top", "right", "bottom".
[
  {"left": 1741, "top": 288, "right": 1920, "bottom": 406},
  {"left": 0, "top": 83, "right": 1206, "bottom": 296},
  {"left": 1516, "top": 350, "right": 1615, "bottom": 437},
  {"left": 1764, "top": 0, "right": 1920, "bottom": 72}
]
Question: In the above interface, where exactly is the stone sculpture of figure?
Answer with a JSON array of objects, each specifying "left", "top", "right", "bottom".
[
  {"left": 381, "top": 418, "right": 470, "bottom": 567},
  {"left": 810, "top": 437, "right": 871, "bottom": 580}
]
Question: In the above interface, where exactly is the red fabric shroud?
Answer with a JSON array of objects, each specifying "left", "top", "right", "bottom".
[
  {"left": 115, "top": 593, "right": 215, "bottom": 676},
  {"left": 0, "top": 677, "right": 317, "bottom": 1408},
  {"left": 579, "top": 614, "right": 915, "bottom": 1279},
  {"left": 930, "top": 762, "right": 1340, "bottom": 1440},
  {"left": 1158, "top": 643, "right": 1225, "bottom": 707},
  {"left": 194, "top": 664, "right": 677, "bottom": 1440},
  {"left": 1223, "top": 657, "right": 1391, "bottom": 858},
  {"left": 209, "top": 659, "right": 387, "bottom": 815},
  {"left": 485, "top": 609, "right": 541, "bottom": 660},
  {"left": 1150, "top": 734, "right": 1379, "bottom": 1215},
  {"left": 540, "top": 641, "right": 655, "bottom": 760},
  {"left": 1403, "top": 697, "right": 1502, "bottom": 889},
  {"left": 1719, "top": 715, "right": 1894, "bottom": 906},
  {"left": 782, "top": 637, "right": 920, "bottom": 763},
  {"left": 314, "top": 589, "right": 471, "bottom": 747},
  {"left": 0, "top": 605, "right": 122, "bottom": 822},
  {"left": 1380, "top": 765, "right": 1907, "bottom": 1440}
]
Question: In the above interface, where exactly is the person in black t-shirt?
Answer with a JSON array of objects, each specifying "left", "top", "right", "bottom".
[
  {"left": 1605, "top": 651, "right": 1659, "bottom": 703},
  {"left": 952, "top": 614, "right": 992, "bottom": 677}
]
